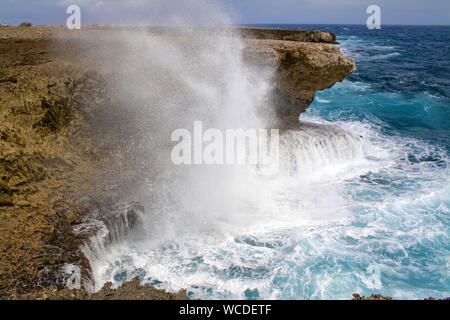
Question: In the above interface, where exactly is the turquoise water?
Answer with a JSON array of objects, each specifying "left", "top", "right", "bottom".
[
  {"left": 302, "top": 25, "right": 450, "bottom": 299},
  {"left": 91, "top": 25, "right": 449, "bottom": 300}
]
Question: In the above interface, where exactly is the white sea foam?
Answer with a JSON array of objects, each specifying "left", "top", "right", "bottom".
[
  {"left": 369, "top": 52, "right": 401, "bottom": 60},
  {"left": 315, "top": 97, "right": 331, "bottom": 103},
  {"left": 86, "top": 111, "right": 450, "bottom": 299},
  {"left": 82, "top": 10, "right": 449, "bottom": 299}
]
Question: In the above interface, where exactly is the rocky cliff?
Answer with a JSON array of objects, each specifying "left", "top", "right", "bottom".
[
  {"left": 0, "top": 26, "right": 355, "bottom": 298},
  {"left": 243, "top": 37, "right": 355, "bottom": 126}
]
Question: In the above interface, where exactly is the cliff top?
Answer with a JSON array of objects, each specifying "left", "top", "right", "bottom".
[{"left": 0, "top": 25, "right": 337, "bottom": 44}]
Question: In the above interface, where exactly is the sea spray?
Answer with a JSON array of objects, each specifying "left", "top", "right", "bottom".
[
  {"left": 76, "top": 9, "right": 450, "bottom": 300},
  {"left": 79, "top": 2, "right": 373, "bottom": 295},
  {"left": 80, "top": 0, "right": 277, "bottom": 291}
]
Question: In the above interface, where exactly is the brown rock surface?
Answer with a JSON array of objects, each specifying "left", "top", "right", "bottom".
[
  {"left": 12, "top": 276, "right": 189, "bottom": 300},
  {"left": 0, "top": 27, "right": 127, "bottom": 297},
  {"left": 352, "top": 293, "right": 395, "bottom": 300}
]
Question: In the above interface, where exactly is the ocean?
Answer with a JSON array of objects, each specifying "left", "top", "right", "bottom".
[{"left": 88, "top": 25, "right": 450, "bottom": 300}]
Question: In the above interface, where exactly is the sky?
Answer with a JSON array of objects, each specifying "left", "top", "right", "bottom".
[{"left": 1, "top": 0, "right": 449, "bottom": 26}]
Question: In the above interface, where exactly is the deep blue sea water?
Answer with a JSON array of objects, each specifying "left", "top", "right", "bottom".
[
  {"left": 277, "top": 24, "right": 450, "bottom": 299},
  {"left": 270, "top": 25, "right": 450, "bottom": 150},
  {"left": 91, "top": 25, "right": 449, "bottom": 300}
]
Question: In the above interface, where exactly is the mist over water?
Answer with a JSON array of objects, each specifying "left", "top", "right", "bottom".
[{"left": 80, "top": 10, "right": 449, "bottom": 299}]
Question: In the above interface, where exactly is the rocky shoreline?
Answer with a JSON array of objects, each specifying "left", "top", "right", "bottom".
[{"left": 0, "top": 25, "right": 356, "bottom": 299}]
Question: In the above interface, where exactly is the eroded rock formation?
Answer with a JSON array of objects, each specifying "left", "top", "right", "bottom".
[{"left": 243, "top": 38, "right": 355, "bottom": 126}]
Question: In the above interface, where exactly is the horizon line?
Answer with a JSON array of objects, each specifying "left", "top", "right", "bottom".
[{"left": 2, "top": 22, "right": 450, "bottom": 27}]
